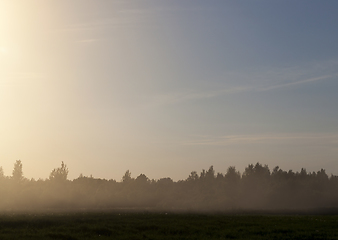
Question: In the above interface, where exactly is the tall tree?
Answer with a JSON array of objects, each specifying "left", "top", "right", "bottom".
[
  {"left": 49, "top": 161, "right": 69, "bottom": 182},
  {"left": 12, "top": 160, "right": 23, "bottom": 182},
  {"left": 122, "top": 170, "right": 132, "bottom": 183},
  {"left": 225, "top": 166, "right": 241, "bottom": 183},
  {"left": 0, "top": 166, "right": 5, "bottom": 180},
  {"left": 205, "top": 166, "right": 215, "bottom": 180}
]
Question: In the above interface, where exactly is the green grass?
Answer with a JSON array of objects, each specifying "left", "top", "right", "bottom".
[{"left": 0, "top": 211, "right": 337, "bottom": 239}]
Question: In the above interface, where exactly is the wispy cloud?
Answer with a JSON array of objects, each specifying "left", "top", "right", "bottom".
[
  {"left": 148, "top": 74, "right": 333, "bottom": 107},
  {"left": 148, "top": 61, "right": 338, "bottom": 107},
  {"left": 56, "top": 18, "right": 136, "bottom": 32},
  {"left": 148, "top": 86, "right": 249, "bottom": 107},
  {"left": 258, "top": 75, "right": 333, "bottom": 91},
  {"left": 182, "top": 133, "right": 338, "bottom": 146},
  {"left": 52, "top": 6, "right": 156, "bottom": 33}
]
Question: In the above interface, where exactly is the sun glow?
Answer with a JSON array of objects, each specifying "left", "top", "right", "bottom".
[{"left": 0, "top": 47, "right": 8, "bottom": 55}]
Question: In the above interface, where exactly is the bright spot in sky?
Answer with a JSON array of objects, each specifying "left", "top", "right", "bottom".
[{"left": 0, "top": 47, "right": 8, "bottom": 54}]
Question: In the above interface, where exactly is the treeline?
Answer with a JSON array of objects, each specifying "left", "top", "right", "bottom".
[{"left": 1, "top": 161, "right": 338, "bottom": 212}]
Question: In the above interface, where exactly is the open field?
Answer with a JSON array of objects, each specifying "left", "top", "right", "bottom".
[{"left": 0, "top": 211, "right": 337, "bottom": 239}]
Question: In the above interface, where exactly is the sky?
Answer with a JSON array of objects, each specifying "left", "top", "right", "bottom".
[{"left": 1, "top": 0, "right": 338, "bottom": 181}]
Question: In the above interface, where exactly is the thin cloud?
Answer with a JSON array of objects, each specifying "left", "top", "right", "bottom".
[
  {"left": 52, "top": 7, "right": 155, "bottom": 33},
  {"left": 182, "top": 133, "right": 338, "bottom": 146},
  {"left": 148, "top": 86, "right": 249, "bottom": 107},
  {"left": 53, "top": 20, "right": 128, "bottom": 32},
  {"left": 148, "top": 61, "right": 338, "bottom": 107},
  {"left": 258, "top": 75, "right": 334, "bottom": 91},
  {"left": 148, "top": 74, "right": 332, "bottom": 107}
]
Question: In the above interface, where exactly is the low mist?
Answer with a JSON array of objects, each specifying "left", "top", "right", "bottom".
[{"left": 1, "top": 161, "right": 338, "bottom": 213}]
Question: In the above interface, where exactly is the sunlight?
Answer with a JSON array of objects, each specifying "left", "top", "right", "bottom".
[{"left": 0, "top": 47, "right": 8, "bottom": 55}]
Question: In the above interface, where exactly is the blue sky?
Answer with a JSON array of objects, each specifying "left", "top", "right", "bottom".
[{"left": 1, "top": 0, "right": 338, "bottom": 180}]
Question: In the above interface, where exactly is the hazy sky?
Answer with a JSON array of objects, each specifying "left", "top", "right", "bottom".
[{"left": 1, "top": 0, "right": 338, "bottom": 181}]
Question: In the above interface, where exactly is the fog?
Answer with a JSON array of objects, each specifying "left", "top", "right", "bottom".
[{"left": 1, "top": 161, "right": 338, "bottom": 213}]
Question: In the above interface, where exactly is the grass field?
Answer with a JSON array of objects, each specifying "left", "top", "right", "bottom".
[{"left": 0, "top": 211, "right": 337, "bottom": 239}]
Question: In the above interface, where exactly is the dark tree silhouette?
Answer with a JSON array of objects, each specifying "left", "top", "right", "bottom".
[
  {"left": 187, "top": 171, "right": 199, "bottom": 181},
  {"left": 0, "top": 166, "right": 4, "bottom": 180},
  {"left": 225, "top": 166, "right": 240, "bottom": 183},
  {"left": 12, "top": 160, "right": 23, "bottom": 182},
  {"left": 1, "top": 160, "right": 338, "bottom": 212},
  {"left": 135, "top": 174, "right": 149, "bottom": 184},
  {"left": 205, "top": 166, "right": 215, "bottom": 180},
  {"left": 49, "top": 161, "right": 69, "bottom": 182},
  {"left": 122, "top": 170, "right": 132, "bottom": 183}
]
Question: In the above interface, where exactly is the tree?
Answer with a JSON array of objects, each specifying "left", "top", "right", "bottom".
[
  {"left": 187, "top": 171, "right": 199, "bottom": 181},
  {"left": 205, "top": 166, "right": 215, "bottom": 180},
  {"left": 0, "top": 166, "right": 4, "bottom": 180},
  {"left": 243, "top": 163, "right": 270, "bottom": 180},
  {"left": 135, "top": 174, "right": 149, "bottom": 184},
  {"left": 225, "top": 166, "right": 241, "bottom": 183},
  {"left": 49, "top": 161, "right": 69, "bottom": 182},
  {"left": 157, "top": 177, "right": 173, "bottom": 185},
  {"left": 200, "top": 169, "right": 206, "bottom": 179},
  {"left": 122, "top": 170, "right": 132, "bottom": 183},
  {"left": 12, "top": 160, "right": 23, "bottom": 182},
  {"left": 316, "top": 169, "right": 328, "bottom": 182}
]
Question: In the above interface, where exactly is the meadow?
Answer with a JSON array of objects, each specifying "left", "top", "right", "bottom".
[{"left": 0, "top": 211, "right": 337, "bottom": 240}]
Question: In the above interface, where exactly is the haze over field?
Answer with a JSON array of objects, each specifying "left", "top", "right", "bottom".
[{"left": 1, "top": 1, "right": 338, "bottom": 181}]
